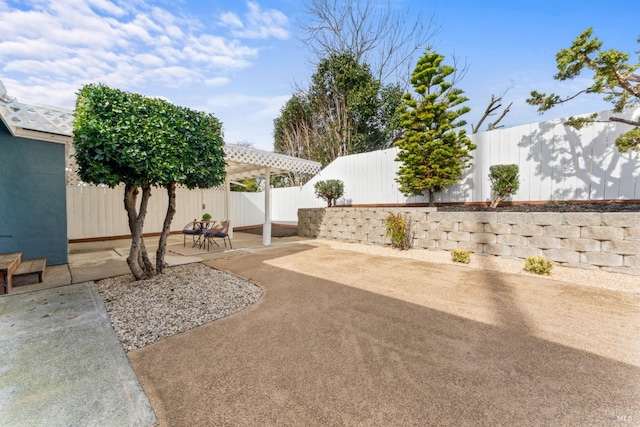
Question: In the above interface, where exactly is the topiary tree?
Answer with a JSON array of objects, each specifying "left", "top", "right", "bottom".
[
  {"left": 73, "top": 83, "right": 226, "bottom": 279},
  {"left": 395, "top": 49, "right": 476, "bottom": 206},
  {"left": 314, "top": 179, "right": 344, "bottom": 207},
  {"left": 488, "top": 164, "right": 519, "bottom": 208}
]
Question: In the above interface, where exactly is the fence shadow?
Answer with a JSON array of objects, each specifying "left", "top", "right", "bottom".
[{"left": 517, "top": 117, "right": 639, "bottom": 201}]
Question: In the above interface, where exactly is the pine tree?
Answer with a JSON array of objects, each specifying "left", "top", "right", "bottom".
[{"left": 395, "top": 50, "right": 476, "bottom": 206}]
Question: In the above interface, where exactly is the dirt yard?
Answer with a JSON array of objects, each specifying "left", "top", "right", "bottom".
[{"left": 129, "top": 243, "right": 640, "bottom": 426}]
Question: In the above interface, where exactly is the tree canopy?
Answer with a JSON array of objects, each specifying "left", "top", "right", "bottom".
[
  {"left": 73, "top": 83, "right": 226, "bottom": 279},
  {"left": 273, "top": 93, "right": 314, "bottom": 162},
  {"left": 527, "top": 28, "right": 640, "bottom": 153},
  {"left": 74, "top": 84, "right": 226, "bottom": 189},
  {"left": 274, "top": 0, "right": 437, "bottom": 170},
  {"left": 274, "top": 52, "right": 403, "bottom": 166},
  {"left": 395, "top": 50, "right": 476, "bottom": 206}
]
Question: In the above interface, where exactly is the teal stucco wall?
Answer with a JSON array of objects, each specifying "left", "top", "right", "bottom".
[{"left": 0, "top": 122, "right": 68, "bottom": 265}]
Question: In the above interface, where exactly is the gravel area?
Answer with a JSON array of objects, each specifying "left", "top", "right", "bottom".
[
  {"left": 96, "top": 263, "right": 262, "bottom": 352},
  {"left": 314, "top": 239, "right": 640, "bottom": 294}
]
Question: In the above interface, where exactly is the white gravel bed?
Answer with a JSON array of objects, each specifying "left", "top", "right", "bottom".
[
  {"left": 96, "top": 263, "right": 262, "bottom": 352},
  {"left": 315, "top": 239, "right": 640, "bottom": 294}
]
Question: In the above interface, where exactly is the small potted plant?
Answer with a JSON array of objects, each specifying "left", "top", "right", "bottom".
[{"left": 202, "top": 213, "right": 212, "bottom": 221}]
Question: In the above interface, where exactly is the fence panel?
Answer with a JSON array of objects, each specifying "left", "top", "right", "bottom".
[
  {"left": 67, "top": 108, "right": 639, "bottom": 240},
  {"left": 231, "top": 191, "right": 264, "bottom": 227},
  {"left": 288, "top": 108, "right": 639, "bottom": 208}
]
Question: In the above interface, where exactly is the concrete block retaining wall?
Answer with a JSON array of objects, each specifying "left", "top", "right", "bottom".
[{"left": 298, "top": 207, "right": 640, "bottom": 275}]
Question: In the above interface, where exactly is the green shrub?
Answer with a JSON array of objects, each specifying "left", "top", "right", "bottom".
[
  {"left": 385, "top": 212, "right": 413, "bottom": 250},
  {"left": 451, "top": 248, "right": 471, "bottom": 264},
  {"left": 489, "top": 164, "right": 519, "bottom": 208},
  {"left": 314, "top": 179, "right": 344, "bottom": 207},
  {"left": 202, "top": 213, "right": 212, "bottom": 221},
  {"left": 524, "top": 256, "right": 553, "bottom": 275}
]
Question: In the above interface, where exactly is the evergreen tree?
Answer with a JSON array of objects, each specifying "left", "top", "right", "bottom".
[{"left": 395, "top": 50, "right": 476, "bottom": 206}]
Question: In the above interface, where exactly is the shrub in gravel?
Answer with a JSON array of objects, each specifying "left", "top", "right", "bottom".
[
  {"left": 524, "top": 256, "right": 553, "bottom": 275},
  {"left": 451, "top": 248, "right": 471, "bottom": 264}
]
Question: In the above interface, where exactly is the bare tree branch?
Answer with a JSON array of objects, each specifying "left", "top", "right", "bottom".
[
  {"left": 488, "top": 101, "right": 512, "bottom": 130},
  {"left": 609, "top": 116, "right": 640, "bottom": 127},
  {"left": 298, "top": 0, "right": 441, "bottom": 84},
  {"left": 472, "top": 82, "right": 515, "bottom": 133},
  {"left": 472, "top": 95, "right": 500, "bottom": 133}
]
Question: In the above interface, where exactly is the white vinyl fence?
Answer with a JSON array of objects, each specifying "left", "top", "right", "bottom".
[
  {"left": 298, "top": 108, "right": 640, "bottom": 205},
  {"left": 67, "top": 186, "right": 227, "bottom": 240},
  {"left": 67, "top": 108, "right": 640, "bottom": 239}
]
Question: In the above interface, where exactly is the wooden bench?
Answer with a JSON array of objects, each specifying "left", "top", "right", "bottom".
[
  {"left": 13, "top": 258, "right": 47, "bottom": 284},
  {"left": 1, "top": 252, "right": 22, "bottom": 294}
]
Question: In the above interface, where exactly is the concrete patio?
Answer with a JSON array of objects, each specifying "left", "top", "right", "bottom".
[
  {"left": 9, "top": 231, "right": 308, "bottom": 294},
  {"left": 0, "top": 231, "right": 307, "bottom": 427}
]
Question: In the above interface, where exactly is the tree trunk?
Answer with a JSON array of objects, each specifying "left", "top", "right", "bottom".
[
  {"left": 139, "top": 237, "right": 155, "bottom": 278},
  {"left": 429, "top": 189, "right": 435, "bottom": 207},
  {"left": 138, "top": 184, "right": 155, "bottom": 277},
  {"left": 156, "top": 182, "right": 177, "bottom": 274},
  {"left": 124, "top": 184, "right": 146, "bottom": 280},
  {"left": 124, "top": 182, "right": 154, "bottom": 280},
  {"left": 490, "top": 195, "right": 503, "bottom": 208}
]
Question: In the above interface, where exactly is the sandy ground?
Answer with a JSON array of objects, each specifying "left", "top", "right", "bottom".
[
  {"left": 129, "top": 243, "right": 640, "bottom": 426},
  {"left": 313, "top": 239, "right": 640, "bottom": 294}
]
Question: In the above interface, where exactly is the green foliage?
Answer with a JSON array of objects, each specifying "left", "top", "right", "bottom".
[
  {"left": 202, "top": 213, "right": 212, "bottom": 221},
  {"left": 524, "top": 256, "right": 554, "bottom": 275},
  {"left": 527, "top": 28, "right": 640, "bottom": 153},
  {"left": 231, "top": 178, "right": 260, "bottom": 192},
  {"left": 273, "top": 93, "right": 313, "bottom": 159},
  {"left": 73, "top": 83, "right": 226, "bottom": 189},
  {"left": 615, "top": 128, "right": 640, "bottom": 153},
  {"left": 395, "top": 49, "right": 476, "bottom": 206},
  {"left": 311, "top": 52, "right": 387, "bottom": 164},
  {"left": 489, "top": 164, "right": 520, "bottom": 208},
  {"left": 451, "top": 248, "right": 471, "bottom": 264},
  {"left": 314, "top": 179, "right": 345, "bottom": 207},
  {"left": 274, "top": 52, "right": 404, "bottom": 166},
  {"left": 384, "top": 212, "right": 413, "bottom": 250}
]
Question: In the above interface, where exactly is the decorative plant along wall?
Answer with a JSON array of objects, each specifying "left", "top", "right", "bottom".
[{"left": 298, "top": 207, "right": 640, "bottom": 275}]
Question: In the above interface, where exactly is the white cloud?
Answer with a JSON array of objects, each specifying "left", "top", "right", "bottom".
[
  {"left": 0, "top": 0, "right": 283, "bottom": 96},
  {"left": 133, "top": 53, "right": 166, "bottom": 68},
  {"left": 139, "top": 66, "right": 201, "bottom": 87},
  {"left": 0, "top": 38, "right": 63, "bottom": 59},
  {"left": 87, "top": 0, "right": 127, "bottom": 17},
  {"left": 208, "top": 93, "right": 289, "bottom": 117},
  {"left": 226, "top": 1, "right": 289, "bottom": 40},
  {"left": 220, "top": 11, "right": 243, "bottom": 29},
  {"left": 0, "top": 0, "right": 294, "bottom": 150},
  {"left": 205, "top": 77, "right": 231, "bottom": 87},
  {"left": 2, "top": 77, "right": 81, "bottom": 109}
]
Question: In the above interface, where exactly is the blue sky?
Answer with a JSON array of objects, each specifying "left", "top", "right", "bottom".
[{"left": 0, "top": 0, "right": 638, "bottom": 151}]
